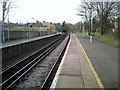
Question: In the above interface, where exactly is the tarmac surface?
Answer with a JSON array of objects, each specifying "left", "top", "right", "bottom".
[{"left": 76, "top": 33, "right": 119, "bottom": 88}]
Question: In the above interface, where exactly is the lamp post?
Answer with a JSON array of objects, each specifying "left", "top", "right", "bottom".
[
  {"left": 89, "top": 7, "right": 93, "bottom": 43},
  {"left": 81, "top": 17, "right": 85, "bottom": 38},
  {"left": 7, "top": 7, "right": 10, "bottom": 41},
  {"left": 2, "top": 0, "right": 7, "bottom": 42}
]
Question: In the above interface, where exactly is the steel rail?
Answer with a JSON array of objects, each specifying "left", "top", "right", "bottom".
[
  {"left": 0, "top": 34, "right": 67, "bottom": 90},
  {"left": 41, "top": 35, "right": 70, "bottom": 90}
]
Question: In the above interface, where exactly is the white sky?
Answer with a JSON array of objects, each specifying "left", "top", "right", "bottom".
[{"left": 0, "top": 0, "right": 82, "bottom": 24}]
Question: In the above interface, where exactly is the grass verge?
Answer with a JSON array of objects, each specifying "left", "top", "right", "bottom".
[{"left": 80, "top": 33, "right": 120, "bottom": 47}]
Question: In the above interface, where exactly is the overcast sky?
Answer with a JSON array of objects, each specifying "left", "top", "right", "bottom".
[
  {"left": 0, "top": 0, "right": 119, "bottom": 24},
  {"left": 0, "top": 0, "right": 82, "bottom": 24}
]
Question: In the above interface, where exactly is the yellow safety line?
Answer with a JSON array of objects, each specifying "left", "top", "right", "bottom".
[{"left": 75, "top": 35, "right": 104, "bottom": 89}]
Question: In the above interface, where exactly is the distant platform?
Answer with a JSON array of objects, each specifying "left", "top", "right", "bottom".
[{"left": 1, "top": 33, "right": 61, "bottom": 49}]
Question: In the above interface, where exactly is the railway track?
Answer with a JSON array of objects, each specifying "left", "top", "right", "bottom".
[
  {"left": 41, "top": 34, "right": 70, "bottom": 90},
  {"left": 2, "top": 34, "right": 62, "bottom": 70},
  {"left": 0, "top": 34, "right": 70, "bottom": 90}
]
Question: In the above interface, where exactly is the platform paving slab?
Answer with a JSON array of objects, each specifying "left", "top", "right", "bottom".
[
  {"left": 56, "top": 75, "right": 84, "bottom": 88},
  {"left": 55, "top": 34, "right": 99, "bottom": 88}
]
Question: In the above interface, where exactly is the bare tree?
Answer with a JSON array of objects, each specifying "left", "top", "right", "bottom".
[
  {"left": 1, "top": 0, "right": 16, "bottom": 42},
  {"left": 77, "top": 0, "right": 92, "bottom": 23},
  {"left": 77, "top": 0, "right": 119, "bottom": 35},
  {"left": 92, "top": 1, "right": 118, "bottom": 35},
  {"left": 1, "top": 0, "right": 16, "bottom": 22},
  {"left": 76, "top": 0, "right": 97, "bottom": 33}
]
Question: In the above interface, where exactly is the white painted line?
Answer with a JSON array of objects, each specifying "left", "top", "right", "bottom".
[{"left": 50, "top": 35, "right": 71, "bottom": 89}]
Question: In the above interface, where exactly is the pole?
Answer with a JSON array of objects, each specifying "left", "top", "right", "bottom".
[
  {"left": 27, "top": 23, "right": 30, "bottom": 38},
  {"left": 2, "top": 3, "right": 4, "bottom": 42},
  {"left": 81, "top": 17, "right": 85, "bottom": 38},
  {"left": 82, "top": 25, "right": 85, "bottom": 38},
  {"left": 2, "top": 1, "right": 7, "bottom": 42},
  {"left": 90, "top": 8, "right": 93, "bottom": 43},
  {"left": 7, "top": 8, "right": 10, "bottom": 41}
]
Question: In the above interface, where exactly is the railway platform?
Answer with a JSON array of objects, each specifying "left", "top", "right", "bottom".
[
  {"left": 51, "top": 34, "right": 104, "bottom": 89},
  {"left": 1, "top": 33, "right": 59, "bottom": 48}
]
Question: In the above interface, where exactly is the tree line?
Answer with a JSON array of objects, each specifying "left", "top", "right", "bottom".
[{"left": 77, "top": 0, "right": 119, "bottom": 39}]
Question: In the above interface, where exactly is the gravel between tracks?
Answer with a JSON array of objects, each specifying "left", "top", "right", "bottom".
[{"left": 12, "top": 35, "right": 69, "bottom": 89}]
